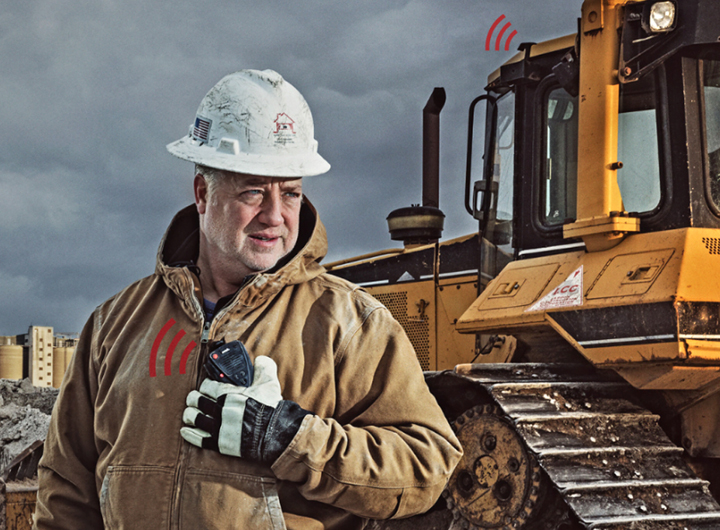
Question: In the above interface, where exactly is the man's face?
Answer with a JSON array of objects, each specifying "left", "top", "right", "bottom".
[{"left": 195, "top": 171, "right": 303, "bottom": 278}]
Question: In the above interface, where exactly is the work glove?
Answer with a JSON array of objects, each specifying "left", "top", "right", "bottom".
[{"left": 180, "top": 355, "right": 310, "bottom": 463}]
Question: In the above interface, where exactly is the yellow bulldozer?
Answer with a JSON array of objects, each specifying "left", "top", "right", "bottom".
[{"left": 327, "top": 0, "right": 720, "bottom": 528}]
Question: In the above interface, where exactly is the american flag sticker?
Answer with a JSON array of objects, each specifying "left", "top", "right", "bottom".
[{"left": 193, "top": 116, "right": 212, "bottom": 142}]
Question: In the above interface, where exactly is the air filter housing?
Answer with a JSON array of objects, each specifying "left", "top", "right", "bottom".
[{"left": 387, "top": 206, "right": 445, "bottom": 245}]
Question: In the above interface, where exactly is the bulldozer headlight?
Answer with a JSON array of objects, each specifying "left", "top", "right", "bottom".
[{"left": 645, "top": 1, "right": 677, "bottom": 33}]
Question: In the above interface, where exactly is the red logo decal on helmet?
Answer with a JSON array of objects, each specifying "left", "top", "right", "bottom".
[{"left": 274, "top": 113, "right": 295, "bottom": 134}]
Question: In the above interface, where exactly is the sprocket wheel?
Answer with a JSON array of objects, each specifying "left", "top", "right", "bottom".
[{"left": 443, "top": 405, "right": 544, "bottom": 530}]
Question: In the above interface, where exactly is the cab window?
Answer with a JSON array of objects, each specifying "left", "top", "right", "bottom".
[
  {"left": 541, "top": 73, "right": 662, "bottom": 226},
  {"left": 703, "top": 59, "right": 720, "bottom": 208},
  {"left": 493, "top": 91, "right": 515, "bottom": 251},
  {"left": 543, "top": 88, "right": 577, "bottom": 226},
  {"left": 617, "top": 74, "right": 661, "bottom": 214}
]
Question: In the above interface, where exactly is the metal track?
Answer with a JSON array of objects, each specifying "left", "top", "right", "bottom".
[{"left": 456, "top": 363, "right": 720, "bottom": 529}]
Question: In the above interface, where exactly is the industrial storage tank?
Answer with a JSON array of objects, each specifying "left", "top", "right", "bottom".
[
  {"left": 52, "top": 345, "right": 74, "bottom": 388},
  {"left": 52, "top": 347, "right": 65, "bottom": 388},
  {"left": 0, "top": 339, "right": 23, "bottom": 380}
]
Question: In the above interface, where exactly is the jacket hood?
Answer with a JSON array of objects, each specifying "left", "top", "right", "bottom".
[{"left": 155, "top": 197, "right": 328, "bottom": 305}]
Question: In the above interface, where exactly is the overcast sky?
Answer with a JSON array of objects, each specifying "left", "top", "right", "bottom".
[{"left": 0, "top": 0, "right": 580, "bottom": 336}]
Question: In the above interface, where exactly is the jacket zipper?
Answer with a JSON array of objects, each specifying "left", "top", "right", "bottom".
[
  {"left": 168, "top": 269, "right": 210, "bottom": 530},
  {"left": 168, "top": 273, "right": 256, "bottom": 528},
  {"left": 200, "top": 320, "right": 211, "bottom": 344},
  {"left": 194, "top": 320, "right": 212, "bottom": 388}
]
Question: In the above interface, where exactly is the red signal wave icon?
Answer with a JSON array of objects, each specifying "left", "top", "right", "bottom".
[
  {"left": 485, "top": 15, "right": 518, "bottom": 51},
  {"left": 149, "top": 318, "right": 198, "bottom": 377}
]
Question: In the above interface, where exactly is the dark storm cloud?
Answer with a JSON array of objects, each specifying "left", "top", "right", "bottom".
[{"left": 0, "top": 0, "right": 580, "bottom": 335}]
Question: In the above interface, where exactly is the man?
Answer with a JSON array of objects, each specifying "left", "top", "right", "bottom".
[{"left": 35, "top": 69, "right": 462, "bottom": 529}]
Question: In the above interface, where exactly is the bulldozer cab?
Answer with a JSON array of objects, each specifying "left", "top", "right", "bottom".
[{"left": 471, "top": 1, "right": 720, "bottom": 269}]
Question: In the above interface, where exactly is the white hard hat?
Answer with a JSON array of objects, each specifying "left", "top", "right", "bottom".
[{"left": 166, "top": 69, "right": 330, "bottom": 177}]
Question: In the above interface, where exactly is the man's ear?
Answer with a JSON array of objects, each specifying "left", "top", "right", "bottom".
[{"left": 194, "top": 174, "right": 208, "bottom": 214}]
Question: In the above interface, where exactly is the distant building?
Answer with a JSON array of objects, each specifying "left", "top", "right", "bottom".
[{"left": 0, "top": 326, "right": 77, "bottom": 388}]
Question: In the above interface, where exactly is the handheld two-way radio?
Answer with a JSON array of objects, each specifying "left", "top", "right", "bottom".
[{"left": 204, "top": 340, "right": 254, "bottom": 387}]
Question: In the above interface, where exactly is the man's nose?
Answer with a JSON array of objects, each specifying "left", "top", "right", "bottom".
[{"left": 258, "top": 191, "right": 284, "bottom": 226}]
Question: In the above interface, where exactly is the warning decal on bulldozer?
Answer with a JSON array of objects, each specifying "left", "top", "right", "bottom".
[{"left": 526, "top": 265, "right": 583, "bottom": 312}]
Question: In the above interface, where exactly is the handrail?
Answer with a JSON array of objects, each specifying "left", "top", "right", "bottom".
[{"left": 324, "top": 248, "right": 405, "bottom": 271}]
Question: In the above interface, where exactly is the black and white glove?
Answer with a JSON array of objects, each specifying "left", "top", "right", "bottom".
[{"left": 180, "top": 356, "right": 310, "bottom": 464}]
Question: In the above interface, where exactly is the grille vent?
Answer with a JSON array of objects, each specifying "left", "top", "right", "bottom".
[
  {"left": 373, "top": 291, "right": 430, "bottom": 370},
  {"left": 702, "top": 237, "right": 720, "bottom": 255}
]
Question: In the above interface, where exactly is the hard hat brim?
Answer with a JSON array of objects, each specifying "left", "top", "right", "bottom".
[{"left": 166, "top": 136, "right": 331, "bottom": 178}]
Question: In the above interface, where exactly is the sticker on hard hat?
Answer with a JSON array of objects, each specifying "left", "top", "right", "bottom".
[
  {"left": 273, "top": 113, "right": 296, "bottom": 145},
  {"left": 193, "top": 116, "right": 212, "bottom": 142},
  {"left": 525, "top": 265, "right": 583, "bottom": 312},
  {"left": 274, "top": 113, "right": 295, "bottom": 133}
]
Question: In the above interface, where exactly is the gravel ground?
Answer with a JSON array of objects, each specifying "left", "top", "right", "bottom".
[{"left": 0, "top": 379, "right": 58, "bottom": 472}]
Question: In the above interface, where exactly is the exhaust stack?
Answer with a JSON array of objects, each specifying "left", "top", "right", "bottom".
[
  {"left": 387, "top": 88, "right": 446, "bottom": 246},
  {"left": 422, "top": 87, "right": 446, "bottom": 209}
]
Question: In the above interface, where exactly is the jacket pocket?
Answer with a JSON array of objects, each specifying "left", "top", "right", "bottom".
[
  {"left": 179, "top": 469, "right": 287, "bottom": 530},
  {"left": 100, "top": 465, "right": 175, "bottom": 529}
]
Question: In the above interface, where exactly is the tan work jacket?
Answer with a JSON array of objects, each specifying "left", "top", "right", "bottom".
[{"left": 34, "top": 202, "right": 462, "bottom": 529}]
